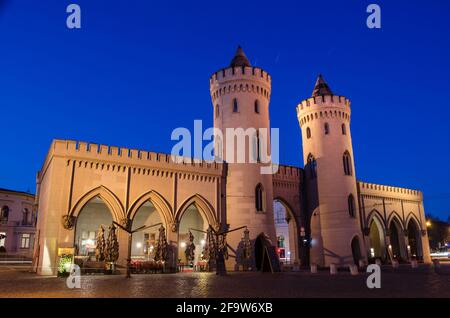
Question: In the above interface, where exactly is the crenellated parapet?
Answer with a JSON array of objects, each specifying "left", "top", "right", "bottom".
[
  {"left": 38, "top": 139, "right": 224, "bottom": 181},
  {"left": 209, "top": 66, "right": 271, "bottom": 103},
  {"left": 296, "top": 95, "right": 351, "bottom": 128},
  {"left": 358, "top": 180, "right": 423, "bottom": 201},
  {"left": 273, "top": 165, "right": 303, "bottom": 190}
]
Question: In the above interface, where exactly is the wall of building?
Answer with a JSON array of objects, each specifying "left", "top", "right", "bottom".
[
  {"left": 0, "top": 189, "right": 36, "bottom": 257},
  {"left": 35, "top": 139, "right": 224, "bottom": 275},
  {"left": 357, "top": 181, "right": 431, "bottom": 263}
]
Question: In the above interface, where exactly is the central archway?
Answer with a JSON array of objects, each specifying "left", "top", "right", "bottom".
[
  {"left": 273, "top": 199, "right": 298, "bottom": 264},
  {"left": 177, "top": 204, "right": 207, "bottom": 267},
  {"left": 131, "top": 201, "right": 164, "bottom": 260}
]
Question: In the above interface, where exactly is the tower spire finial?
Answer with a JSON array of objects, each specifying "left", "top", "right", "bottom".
[
  {"left": 230, "top": 45, "right": 251, "bottom": 67},
  {"left": 312, "top": 74, "right": 333, "bottom": 97}
]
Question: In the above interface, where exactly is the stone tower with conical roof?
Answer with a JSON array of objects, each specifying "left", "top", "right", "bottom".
[
  {"left": 209, "top": 46, "right": 277, "bottom": 270},
  {"left": 296, "top": 75, "right": 365, "bottom": 267}
]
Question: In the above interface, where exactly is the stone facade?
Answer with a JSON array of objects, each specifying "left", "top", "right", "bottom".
[
  {"left": 0, "top": 188, "right": 36, "bottom": 257},
  {"left": 33, "top": 47, "right": 431, "bottom": 275}
]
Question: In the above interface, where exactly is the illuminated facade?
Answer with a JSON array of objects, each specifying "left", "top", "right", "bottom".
[
  {"left": 0, "top": 188, "right": 36, "bottom": 257},
  {"left": 34, "top": 47, "right": 431, "bottom": 275}
]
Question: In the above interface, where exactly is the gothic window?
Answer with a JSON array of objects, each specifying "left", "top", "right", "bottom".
[
  {"left": 255, "top": 183, "right": 265, "bottom": 212},
  {"left": 348, "top": 194, "right": 356, "bottom": 218},
  {"left": 307, "top": 153, "right": 317, "bottom": 179},
  {"left": 215, "top": 104, "right": 220, "bottom": 118},
  {"left": 342, "top": 123, "right": 347, "bottom": 135},
  {"left": 254, "top": 100, "right": 260, "bottom": 114},
  {"left": 306, "top": 127, "right": 311, "bottom": 139},
  {"left": 233, "top": 98, "right": 238, "bottom": 112},
  {"left": 324, "top": 123, "right": 330, "bottom": 135},
  {"left": 343, "top": 151, "right": 352, "bottom": 176}
]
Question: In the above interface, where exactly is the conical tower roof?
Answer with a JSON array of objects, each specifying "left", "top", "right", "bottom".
[
  {"left": 312, "top": 74, "right": 333, "bottom": 97},
  {"left": 230, "top": 45, "right": 251, "bottom": 67}
]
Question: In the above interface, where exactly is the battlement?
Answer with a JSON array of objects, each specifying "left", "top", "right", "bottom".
[
  {"left": 297, "top": 95, "right": 350, "bottom": 113},
  {"left": 40, "top": 139, "right": 224, "bottom": 177},
  {"left": 273, "top": 164, "right": 303, "bottom": 182},
  {"left": 358, "top": 180, "right": 423, "bottom": 200},
  {"left": 210, "top": 67, "right": 272, "bottom": 103},
  {"left": 210, "top": 66, "right": 271, "bottom": 84}
]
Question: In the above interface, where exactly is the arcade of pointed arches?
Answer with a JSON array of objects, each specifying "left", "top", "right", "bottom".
[
  {"left": 364, "top": 209, "right": 424, "bottom": 263},
  {"left": 70, "top": 186, "right": 218, "bottom": 268}
]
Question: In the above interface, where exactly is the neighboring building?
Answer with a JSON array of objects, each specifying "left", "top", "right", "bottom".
[
  {"left": 0, "top": 188, "right": 36, "bottom": 257},
  {"left": 426, "top": 217, "right": 450, "bottom": 250},
  {"left": 34, "top": 47, "right": 431, "bottom": 275}
]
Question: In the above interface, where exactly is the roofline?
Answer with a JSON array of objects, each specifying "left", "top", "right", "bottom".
[{"left": 0, "top": 188, "right": 35, "bottom": 197}]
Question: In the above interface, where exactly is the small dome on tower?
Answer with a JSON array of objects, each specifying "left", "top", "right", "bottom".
[
  {"left": 230, "top": 45, "right": 251, "bottom": 67},
  {"left": 312, "top": 74, "right": 333, "bottom": 97}
]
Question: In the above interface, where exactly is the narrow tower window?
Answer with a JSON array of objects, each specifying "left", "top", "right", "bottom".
[
  {"left": 215, "top": 104, "right": 220, "bottom": 118},
  {"left": 254, "top": 100, "right": 260, "bottom": 114},
  {"left": 348, "top": 194, "right": 356, "bottom": 218},
  {"left": 233, "top": 98, "right": 238, "bottom": 113},
  {"left": 306, "top": 127, "right": 311, "bottom": 139},
  {"left": 253, "top": 131, "right": 261, "bottom": 163},
  {"left": 307, "top": 153, "right": 317, "bottom": 179},
  {"left": 324, "top": 123, "right": 330, "bottom": 135},
  {"left": 255, "top": 183, "right": 265, "bottom": 212},
  {"left": 342, "top": 123, "right": 347, "bottom": 135},
  {"left": 343, "top": 151, "right": 352, "bottom": 176}
]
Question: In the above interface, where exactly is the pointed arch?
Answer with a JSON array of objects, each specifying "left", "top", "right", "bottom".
[
  {"left": 273, "top": 196, "right": 296, "bottom": 219},
  {"left": 273, "top": 196, "right": 300, "bottom": 262},
  {"left": 405, "top": 212, "right": 422, "bottom": 230},
  {"left": 69, "top": 185, "right": 124, "bottom": 222},
  {"left": 127, "top": 190, "right": 174, "bottom": 228},
  {"left": 366, "top": 209, "right": 387, "bottom": 261},
  {"left": 406, "top": 213, "right": 423, "bottom": 259},
  {"left": 387, "top": 211, "right": 405, "bottom": 231},
  {"left": 387, "top": 212, "right": 408, "bottom": 261},
  {"left": 366, "top": 209, "right": 386, "bottom": 233},
  {"left": 350, "top": 234, "right": 363, "bottom": 265},
  {"left": 175, "top": 194, "right": 218, "bottom": 228}
]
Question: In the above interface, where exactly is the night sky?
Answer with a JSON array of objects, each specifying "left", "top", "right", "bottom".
[{"left": 0, "top": 0, "right": 449, "bottom": 220}]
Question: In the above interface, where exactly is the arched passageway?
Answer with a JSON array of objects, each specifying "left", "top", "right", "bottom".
[
  {"left": 178, "top": 204, "right": 206, "bottom": 267},
  {"left": 131, "top": 201, "right": 164, "bottom": 260},
  {"left": 388, "top": 218, "right": 407, "bottom": 261},
  {"left": 74, "top": 196, "right": 113, "bottom": 258},
  {"left": 368, "top": 216, "right": 387, "bottom": 261},
  {"left": 254, "top": 234, "right": 264, "bottom": 271},
  {"left": 273, "top": 199, "right": 298, "bottom": 264},
  {"left": 351, "top": 236, "right": 362, "bottom": 265},
  {"left": 407, "top": 218, "right": 423, "bottom": 260}
]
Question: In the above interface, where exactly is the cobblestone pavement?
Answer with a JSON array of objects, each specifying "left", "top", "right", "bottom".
[{"left": 0, "top": 264, "right": 449, "bottom": 298}]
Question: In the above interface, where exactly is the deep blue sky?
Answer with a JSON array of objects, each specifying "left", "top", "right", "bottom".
[{"left": 0, "top": 0, "right": 449, "bottom": 220}]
